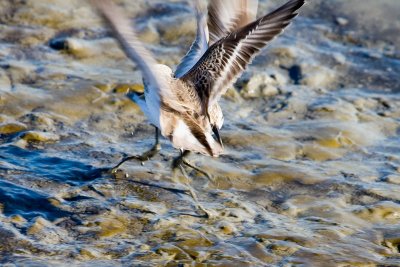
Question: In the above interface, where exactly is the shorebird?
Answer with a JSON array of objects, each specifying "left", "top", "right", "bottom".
[{"left": 91, "top": 0, "right": 305, "bottom": 217}]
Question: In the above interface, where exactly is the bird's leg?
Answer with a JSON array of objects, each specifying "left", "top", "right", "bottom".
[
  {"left": 178, "top": 165, "right": 211, "bottom": 218},
  {"left": 111, "top": 126, "right": 161, "bottom": 173},
  {"left": 135, "top": 126, "right": 161, "bottom": 161},
  {"left": 172, "top": 150, "right": 212, "bottom": 218},
  {"left": 171, "top": 150, "right": 191, "bottom": 171},
  {"left": 172, "top": 150, "right": 213, "bottom": 183}
]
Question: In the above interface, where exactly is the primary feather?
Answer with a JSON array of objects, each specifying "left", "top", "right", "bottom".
[
  {"left": 183, "top": 0, "right": 305, "bottom": 111},
  {"left": 207, "top": 0, "right": 259, "bottom": 45},
  {"left": 174, "top": 0, "right": 209, "bottom": 78}
]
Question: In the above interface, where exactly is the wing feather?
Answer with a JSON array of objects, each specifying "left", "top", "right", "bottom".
[
  {"left": 183, "top": 0, "right": 305, "bottom": 110},
  {"left": 174, "top": 0, "right": 209, "bottom": 78},
  {"left": 208, "top": 0, "right": 258, "bottom": 45},
  {"left": 90, "top": 0, "right": 162, "bottom": 95},
  {"left": 90, "top": 0, "right": 193, "bottom": 122}
]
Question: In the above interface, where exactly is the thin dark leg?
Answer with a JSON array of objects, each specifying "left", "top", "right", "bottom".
[
  {"left": 172, "top": 151, "right": 213, "bottom": 182},
  {"left": 178, "top": 164, "right": 211, "bottom": 218},
  {"left": 172, "top": 150, "right": 191, "bottom": 169},
  {"left": 172, "top": 150, "right": 213, "bottom": 218},
  {"left": 111, "top": 126, "right": 161, "bottom": 173}
]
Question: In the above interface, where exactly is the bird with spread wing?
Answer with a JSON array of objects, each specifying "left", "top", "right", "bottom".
[{"left": 90, "top": 0, "right": 305, "bottom": 217}]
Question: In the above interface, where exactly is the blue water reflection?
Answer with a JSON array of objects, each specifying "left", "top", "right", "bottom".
[
  {"left": 0, "top": 145, "right": 107, "bottom": 221},
  {"left": 0, "top": 145, "right": 106, "bottom": 185}
]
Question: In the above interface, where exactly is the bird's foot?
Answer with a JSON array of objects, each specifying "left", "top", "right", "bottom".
[
  {"left": 111, "top": 143, "right": 161, "bottom": 173},
  {"left": 172, "top": 152, "right": 214, "bottom": 183},
  {"left": 173, "top": 159, "right": 213, "bottom": 218}
]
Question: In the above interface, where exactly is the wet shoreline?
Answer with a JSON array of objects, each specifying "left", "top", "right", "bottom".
[{"left": 1, "top": 0, "right": 400, "bottom": 266}]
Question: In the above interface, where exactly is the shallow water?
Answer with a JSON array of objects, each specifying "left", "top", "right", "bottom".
[{"left": 1, "top": 0, "right": 400, "bottom": 266}]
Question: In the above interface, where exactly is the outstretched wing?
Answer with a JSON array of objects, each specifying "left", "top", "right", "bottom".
[
  {"left": 90, "top": 0, "right": 161, "bottom": 94},
  {"left": 174, "top": 0, "right": 209, "bottom": 78},
  {"left": 90, "top": 0, "right": 194, "bottom": 123},
  {"left": 207, "top": 0, "right": 258, "bottom": 45},
  {"left": 176, "top": 0, "right": 259, "bottom": 78},
  {"left": 182, "top": 0, "right": 305, "bottom": 111}
]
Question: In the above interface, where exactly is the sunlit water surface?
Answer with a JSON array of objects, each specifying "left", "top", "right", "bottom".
[{"left": 0, "top": 0, "right": 400, "bottom": 266}]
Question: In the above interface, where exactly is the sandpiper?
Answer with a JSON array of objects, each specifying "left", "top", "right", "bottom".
[{"left": 91, "top": 0, "right": 305, "bottom": 217}]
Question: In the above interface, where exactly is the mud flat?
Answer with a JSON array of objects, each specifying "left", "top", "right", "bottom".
[{"left": 0, "top": 0, "right": 400, "bottom": 266}]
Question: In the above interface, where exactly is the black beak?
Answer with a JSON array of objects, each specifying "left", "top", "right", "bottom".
[{"left": 212, "top": 125, "right": 223, "bottom": 147}]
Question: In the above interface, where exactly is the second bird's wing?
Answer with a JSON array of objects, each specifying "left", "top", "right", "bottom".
[{"left": 182, "top": 0, "right": 305, "bottom": 113}]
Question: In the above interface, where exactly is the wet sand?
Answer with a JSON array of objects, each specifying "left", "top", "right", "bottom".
[{"left": 0, "top": 0, "right": 400, "bottom": 266}]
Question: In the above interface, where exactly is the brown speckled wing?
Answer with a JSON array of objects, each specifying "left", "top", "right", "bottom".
[{"left": 183, "top": 0, "right": 305, "bottom": 111}]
